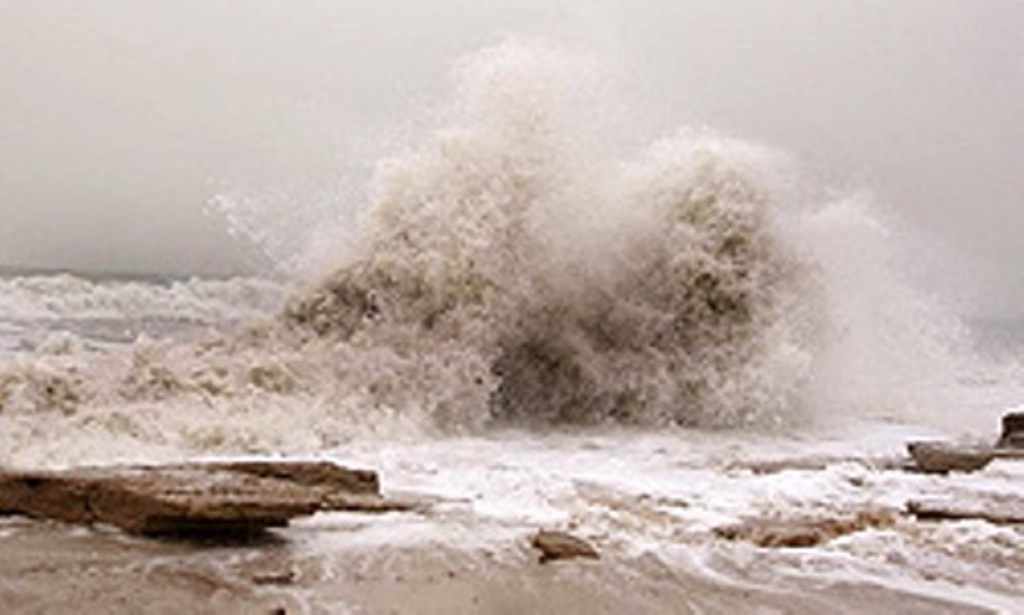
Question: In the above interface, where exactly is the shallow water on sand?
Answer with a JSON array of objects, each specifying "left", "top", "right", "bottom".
[
  {"left": 2, "top": 426, "right": 1022, "bottom": 614},
  {"left": 0, "top": 519, "right": 1001, "bottom": 615}
]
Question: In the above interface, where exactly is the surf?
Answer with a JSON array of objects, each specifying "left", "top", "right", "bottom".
[{"left": 0, "top": 40, "right": 1006, "bottom": 467}]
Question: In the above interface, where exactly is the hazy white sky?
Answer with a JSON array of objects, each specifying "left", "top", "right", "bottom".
[{"left": 0, "top": 1, "right": 1021, "bottom": 315}]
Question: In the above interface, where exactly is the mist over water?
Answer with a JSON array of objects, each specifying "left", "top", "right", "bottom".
[{"left": 1, "top": 1, "right": 1021, "bottom": 318}]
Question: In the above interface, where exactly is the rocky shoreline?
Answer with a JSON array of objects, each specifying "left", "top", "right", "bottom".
[
  {"left": 2, "top": 413, "right": 1020, "bottom": 541},
  {"left": 0, "top": 413, "right": 1021, "bottom": 613}
]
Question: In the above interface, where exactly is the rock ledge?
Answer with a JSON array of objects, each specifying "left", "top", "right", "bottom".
[{"left": 0, "top": 460, "right": 406, "bottom": 537}]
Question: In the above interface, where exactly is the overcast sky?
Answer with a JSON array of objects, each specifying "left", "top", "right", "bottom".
[{"left": 0, "top": 1, "right": 1021, "bottom": 316}]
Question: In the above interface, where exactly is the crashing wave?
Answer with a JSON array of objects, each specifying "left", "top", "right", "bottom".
[
  {"left": 3, "top": 41, "right": 987, "bottom": 455},
  {"left": 283, "top": 42, "right": 822, "bottom": 428}
]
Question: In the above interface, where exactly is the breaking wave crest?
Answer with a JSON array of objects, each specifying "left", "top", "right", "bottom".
[
  {"left": 285, "top": 141, "right": 818, "bottom": 427},
  {"left": 0, "top": 41, "right": 992, "bottom": 462}
]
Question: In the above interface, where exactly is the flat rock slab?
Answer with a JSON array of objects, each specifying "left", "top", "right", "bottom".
[
  {"left": 906, "top": 441, "right": 1024, "bottom": 474},
  {"left": 196, "top": 460, "right": 379, "bottom": 494},
  {"left": 0, "top": 460, "right": 403, "bottom": 537},
  {"left": 735, "top": 455, "right": 906, "bottom": 475},
  {"left": 907, "top": 496, "right": 1024, "bottom": 526}
]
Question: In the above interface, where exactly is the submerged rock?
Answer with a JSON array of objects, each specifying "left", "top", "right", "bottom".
[
  {"left": 0, "top": 460, "right": 402, "bottom": 537},
  {"left": 530, "top": 530, "right": 600, "bottom": 563},
  {"left": 715, "top": 509, "right": 895, "bottom": 548},
  {"left": 907, "top": 495, "right": 1024, "bottom": 525}
]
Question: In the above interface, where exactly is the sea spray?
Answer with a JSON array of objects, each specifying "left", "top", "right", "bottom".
[
  {"left": 792, "top": 195, "right": 986, "bottom": 424},
  {"left": 0, "top": 41, "right": 993, "bottom": 465},
  {"left": 284, "top": 41, "right": 821, "bottom": 428}
]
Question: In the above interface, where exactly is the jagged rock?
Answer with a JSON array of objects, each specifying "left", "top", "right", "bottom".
[
  {"left": 530, "top": 530, "right": 600, "bottom": 563},
  {"left": 0, "top": 460, "right": 396, "bottom": 537},
  {"left": 998, "top": 412, "right": 1024, "bottom": 448},
  {"left": 715, "top": 510, "right": 895, "bottom": 548},
  {"left": 907, "top": 495, "right": 1024, "bottom": 525}
]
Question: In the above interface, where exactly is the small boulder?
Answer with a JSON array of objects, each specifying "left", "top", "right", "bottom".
[
  {"left": 530, "top": 530, "right": 600, "bottom": 563},
  {"left": 906, "top": 441, "right": 994, "bottom": 474}
]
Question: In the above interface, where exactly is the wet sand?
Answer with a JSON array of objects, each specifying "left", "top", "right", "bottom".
[{"left": 0, "top": 518, "right": 996, "bottom": 615}]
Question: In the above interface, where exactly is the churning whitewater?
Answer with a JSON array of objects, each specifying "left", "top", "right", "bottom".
[{"left": 0, "top": 42, "right": 989, "bottom": 466}]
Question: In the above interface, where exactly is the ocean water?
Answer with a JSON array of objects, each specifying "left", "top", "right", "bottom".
[{"left": 1, "top": 41, "right": 1022, "bottom": 613}]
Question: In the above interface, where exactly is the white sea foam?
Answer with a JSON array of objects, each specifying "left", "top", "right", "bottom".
[
  {"left": 0, "top": 274, "right": 287, "bottom": 323},
  {"left": 0, "top": 274, "right": 289, "bottom": 358},
  {"left": 1, "top": 40, "right": 1016, "bottom": 463}
]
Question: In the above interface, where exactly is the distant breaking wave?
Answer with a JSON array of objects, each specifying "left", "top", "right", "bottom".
[{"left": 0, "top": 274, "right": 287, "bottom": 324}]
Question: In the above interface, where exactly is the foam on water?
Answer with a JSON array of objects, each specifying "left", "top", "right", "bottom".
[
  {"left": 0, "top": 40, "right": 1019, "bottom": 467},
  {"left": 0, "top": 274, "right": 287, "bottom": 323}
]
